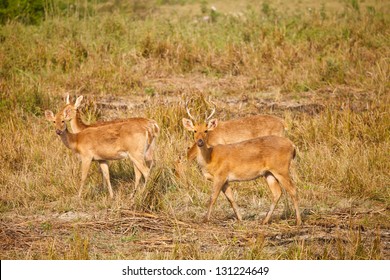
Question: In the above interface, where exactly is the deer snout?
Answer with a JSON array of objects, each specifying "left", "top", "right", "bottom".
[
  {"left": 197, "top": 139, "right": 205, "bottom": 147},
  {"left": 56, "top": 129, "right": 63, "bottom": 135}
]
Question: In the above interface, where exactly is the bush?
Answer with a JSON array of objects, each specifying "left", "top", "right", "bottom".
[{"left": 0, "top": 0, "right": 45, "bottom": 25}]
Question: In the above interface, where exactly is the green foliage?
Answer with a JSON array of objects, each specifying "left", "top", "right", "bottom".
[
  {"left": 16, "top": 88, "right": 51, "bottom": 116},
  {"left": 0, "top": 0, "right": 45, "bottom": 24},
  {"left": 0, "top": 94, "right": 12, "bottom": 116},
  {"left": 261, "top": 1, "right": 273, "bottom": 17},
  {"left": 321, "top": 58, "right": 346, "bottom": 84},
  {"left": 348, "top": 0, "right": 360, "bottom": 13}
]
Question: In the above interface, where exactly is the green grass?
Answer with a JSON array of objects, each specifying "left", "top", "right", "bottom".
[{"left": 0, "top": 0, "right": 389, "bottom": 260}]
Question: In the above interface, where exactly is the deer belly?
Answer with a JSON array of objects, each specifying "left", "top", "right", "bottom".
[
  {"left": 228, "top": 168, "right": 266, "bottom": 182},
  {"left": 93, "top": 151, "right": 129, "bottom": 161}
]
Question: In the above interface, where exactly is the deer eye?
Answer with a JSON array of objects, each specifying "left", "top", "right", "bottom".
[
  {"left": 194, "top": 130, "right": 197, "bottom": 133},
  {"left": 204, "top": 130, "right": 208, "bottom": 133}
]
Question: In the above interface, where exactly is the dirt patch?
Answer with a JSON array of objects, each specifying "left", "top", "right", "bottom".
[
  {"left": 1, "top": 207, "right": 388, "bottom": 259},
  {"left": 92, "top": 93, "right": 326, "bottom": 120}
]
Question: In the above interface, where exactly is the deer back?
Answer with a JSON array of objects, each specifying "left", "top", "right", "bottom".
[
  {"left": 207, "top": 115, "right": 285, "bottom": 146},
  {"left": 74, "top": 118, "right": 157, "bottom": 160}
]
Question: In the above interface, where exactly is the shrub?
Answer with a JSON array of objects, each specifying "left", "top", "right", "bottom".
[{"left": 0, "top": 0, "right": 45, "bottom": 25}]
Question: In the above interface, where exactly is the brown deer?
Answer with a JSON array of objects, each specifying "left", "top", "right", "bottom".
[
  {"left": 184, "top": 102, "right": 286, "bottom": 161},
  {"left": 182, "top": 117, "right": 302, "bottom": 226},
  {"left": 61, "top": 94, "right": 157, "bottom": 168},
  {"left": 175, "top": 101, "right": 286, "bottom": 179},
  {"left": 45, "top": 103, "right": 159, "bottom": 198}
]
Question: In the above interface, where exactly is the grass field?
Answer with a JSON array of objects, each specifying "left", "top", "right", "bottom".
[{"left": 0, "top": 0, "right": 389, "bottom": 259}]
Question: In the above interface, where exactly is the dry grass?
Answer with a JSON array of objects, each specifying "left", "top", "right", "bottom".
[{"left": 0, "top": 0, "right": 389, "bottom": 259}]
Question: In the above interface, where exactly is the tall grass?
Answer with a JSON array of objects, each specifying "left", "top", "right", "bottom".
[{"left": 1, "top": 0, "right": 388, "bottom": 99}]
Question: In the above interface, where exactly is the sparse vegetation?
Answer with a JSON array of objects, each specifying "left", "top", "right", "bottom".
[{"left": 0, "top": 0, "right": 389, "bottom": 260}]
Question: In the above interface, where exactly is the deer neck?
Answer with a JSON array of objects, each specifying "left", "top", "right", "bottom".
[
  {"left": 197, "top": 144, "right": 212, "bottom": 166},
  {"left": 69, "top": 110, "right": 88, "bottom": 133},
  {"left": 59, "top": 126, "right": 78, "bottom": 151}
]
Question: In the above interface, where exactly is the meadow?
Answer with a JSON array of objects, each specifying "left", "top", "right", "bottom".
[{"left": 0, "top": 0, "right": 389, "bottom": 259}]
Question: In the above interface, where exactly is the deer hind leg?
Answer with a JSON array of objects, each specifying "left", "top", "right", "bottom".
[
  {"left": 133, "top": 164, "right": 142, "bottom": 190},
  {"left": 144, "top": 140, "right": 155, "bottom": 169},
  {"left": 272, "top": 172, "right": 302, "bottom": 226},
  {"left": 204, "top": 178, "right": 226, "bottom": 222},
  {"left": 130, "top": 156, "right": 150, "bottom": 188},
  {"left": 79, "top": 157, "right": 92, "bottom": 198},
  {"left": 262, "top": 173, "right": 282, "bottom": 225},
  {"left": 99, "top": 160, "right": 113, "bottom": 199},
  {"left": 222, "top": 183, "right": 242, "bottom": 221}
]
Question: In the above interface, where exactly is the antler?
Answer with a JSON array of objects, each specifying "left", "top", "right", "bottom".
[
  {"left": 205, "top": 100, "right": 216, "bottom": 121},
  {"left": 185, "top": 100, "right": 196, "bottom": 121}
]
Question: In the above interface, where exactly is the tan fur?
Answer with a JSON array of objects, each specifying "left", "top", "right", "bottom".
[
  {"left": 45, "top": 102, "right": 159, "bottom": 199},
  {"left": 185, "top": 114, "right": 285, "bottom": 161},
  {"left": 175, "top": 114, "right": 285, "bottom": 179},
  {"left": 183, "top": 118, "right": 301, "bottom": 226},
  {"left": 62, "top": 95, "right": 159, "bottom": 168}
]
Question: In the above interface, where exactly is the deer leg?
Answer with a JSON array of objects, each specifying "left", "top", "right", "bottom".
[
  {"left": 263, "top": 173, "right": 282, "bottom": 225},
  {"left": 133, "top": 164, "right": 142, "bottom": 189},
  {"left": 128, "top": 164, "right": 143, "bottom": 199},
  {"left": 144, "top": 144, "right": 155, "bottom": 169},
  {"left": 222, "top": 183, "right": 242, "bottom": 221},
  {"left": 79, "top": 158, "right": 92, "bottom": 198},
  {"left": 99, "top": 160, "right": 113, "bottom": 199},
  {"left": 204, "top": 178, "right": 226, "bottom": 222},
  {"left": 134, "top": 160, "right": 150, "bottom": 185},
  {"left": 129, "top": 157, "right": 150, "bottom": 199},
  {"left": 273, "top": 172, "right": 302, "bottom": 226},
  {"left": 134, "top": 164, "right": 146, "bottom": 188}
]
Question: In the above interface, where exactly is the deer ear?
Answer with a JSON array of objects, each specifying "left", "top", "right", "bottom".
[
  {"left": 63, "top": 107, "right": 75, "bottom": 120},
  {"left": 207, "top": 118, "right": 218, "bottom": 131},
  {"left": 182, "top": 118, "right": 195, "bottom": 131},
  {"left": 45, "top": 110, "right": 55, "bottom": 122},
  {"left": 74, "top": 96, "right": 83, "bottom": 108}
]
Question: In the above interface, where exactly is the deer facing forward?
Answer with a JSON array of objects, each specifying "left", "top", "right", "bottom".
[
  {"left": 182, "top": 117, "right": 302, "bottom": 226},
  {"left": 61, "top": 95, "right": 157, "bottom": 168},
  {"left": 45, "top": 104, "right": 159, "bottom": 198},
  {"left": 184, "top": 102, "right": 286, "bottom": 161}
]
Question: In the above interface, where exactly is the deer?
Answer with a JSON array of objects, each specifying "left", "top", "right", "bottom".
[
  {"left": 184, "top": 101, "right": 286, "bottom": 162},
  {"left": 61, "top": 95, "right": 156, "bottom": 168},
  {"left": 175, "top": 101, "right": 286, "bottom": 179},
  {"left": 45, "top": 102, "right": 159, "bottom": 199},
  {"left": 182, "top": 116, "right": 302, "bottom": 226}
]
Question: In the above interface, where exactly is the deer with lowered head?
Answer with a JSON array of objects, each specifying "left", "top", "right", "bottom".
[
  {"left": 182, "top": 115, "right": 302, "bottom": 226},
  {"left": 45, "top": 100, "right": 159, "bottom": 198}
]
